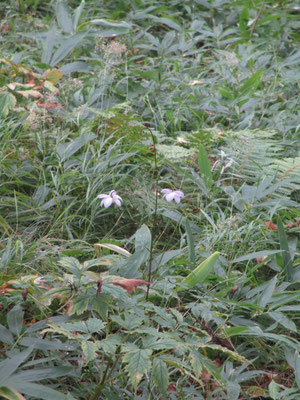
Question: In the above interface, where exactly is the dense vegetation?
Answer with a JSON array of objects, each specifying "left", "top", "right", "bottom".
[{"left": 0, "top": 0, "right": 300, "bottom": 399}]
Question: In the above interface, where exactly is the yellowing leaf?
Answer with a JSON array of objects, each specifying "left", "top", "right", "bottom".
[
  {"left": 43, "top": 68, "right": 63, "bottom": 84},
  {"left": 16, "top": 90, "right": 43, "bottom": 99}
]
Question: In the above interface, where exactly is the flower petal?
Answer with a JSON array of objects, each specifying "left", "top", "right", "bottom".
[
  {"left": 102, "top": 197, "right": 113, "bottom": 208},
  {"left": 97, "top": 194, "right": 108, "bottom": 199},
  {"left": 165, "top": 192, "right": 176, "bottom": 202},
  {"left": 161, "top": 188, "right": 172, "bottom": 195},
  {"left": 114, "top": 197, "right": 122, "bottom": 207}
]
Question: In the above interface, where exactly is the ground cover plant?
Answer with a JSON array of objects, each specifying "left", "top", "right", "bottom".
[{"left": 0, "top": 0, "right": 300, "bottom": 399}]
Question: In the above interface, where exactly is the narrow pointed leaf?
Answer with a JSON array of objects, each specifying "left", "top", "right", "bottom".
[
  {"left": 0, "top": 387, "right": 26, "bottom": 400},
  {"left": 176, "top": 252, "right": 220, "bottom": 291},
  {"left": 0, "top": 347, "right": 33, "bottom": 385},
  {"left": 7, "top": 305, "right": 24, "bottom": 337},
  {"left": 152, "top": 358, "right": 168, "bottom": 394},
  {"left": 185, "top": 217, "right": 195, "bottom": 263},
  {"left": 198, "top": 144, "right": 212, "bottom": 189},
  {"left": 123, "top": 349, "right": 152, "bottom": 390},
  {"left": 258, "top": 276, "right": 277, "bottom": 308},
  {"left": 277, "top": 217, "right": 293, "bottom": 281},
  {"left": 56, "top": 1, "right": 73, "bottom": 34}
]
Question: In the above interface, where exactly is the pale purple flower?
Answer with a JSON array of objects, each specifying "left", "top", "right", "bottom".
[
  {"left": 97, "top": 190, "right": 123, "bottom": 208},
  {"left": 161, "top": 189, "right": 184, "bottom": 204}
]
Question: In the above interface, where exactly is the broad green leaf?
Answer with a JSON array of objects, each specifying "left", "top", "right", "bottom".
[
  {"left": 152, "top": 358, "right": 168, "bottom": 395},
  {"left": 68, "top": 295, "right": 90, "bottom": 316},
  {"left": 258, "top": 276, "right": 277, "bottom": 308},
  {"left": 223, "top": 326, "right": 249, "bottom": 337},
  {"left": 0, "top": 347, "right": 33, "bottom": 385},
  {"left": 111, "top": 313, "right": 144, "bottom": 331},
  {"left": 227, "top": 381, "right": 241, "bottom": 400},
  {"left": 56, "top": 1, "right": 73, "bottom": 34},
  {"left": 295, "top": 353, "right": 300, "bottom": 390},
  {"left": 73, "top": 0, "right": 85, "bottom": 31},
  {"left": 57, "top": 134, "right": 96, "bottom": 162},
  {"left": 94, "top": 243, "right": 131, "bottom": 258},
  {"left": 50, "top": 32, "right": 87, "bottom": 66},
  {"left": 0, "top": 93, "right": 16, "bottom": 117},
  {"left": 176, "top": 252, "right": 220, "bottom": 292},
  {"left": 11, "top": 366, "right": 76, "bottom": 382},
  {"left": 189, "top": 350, "right": 203, "bottom": 378},
  {"left": 90, "top": 19, "right": 132, "bottom": 36},
  {"left": 233, "top": 250, "right": 281, "bottom": 263},
  {"left": 123, "top": 349, "right": 152, "bottom": 390},
  {"left": 135, "top": 224, "right": 151, "bottom": 253},
  {"left": 268, "top": 311, "right": 296, "bottom": 332},
  {"left": 277, "top": 217, "right": 293, "bottom": 281},
  {"left": 7, "top": 306, "right": 24, "bottom": 337},
  {"left": 219, "top": 88, "right": 235, "bottom": 100},
  {"left": 240, "top": 69, "right": 263, "bottom": 95},
  {"left": 98, "top": 334, "right": 121, "bottom": 354},
  {"left": 0, "top": 323, "right": 14, "bottom": 345},
  {"left": 81, "top": 341, "right": 98, "bottom": 364},
  {"left": 198, "top": 144, "right": 213, "bottom": 189},
  {"left": 11, "top": 382, "right": 75, "bottom": 400},
  {"left": 185, "top": 217, "right": 195, "bottom": 263},
  {"left": 41, "top": 23, "right": 57, "bottom": 64},
  {"left": 0, "top": 387, "right": 26, "bottom": 400},
  {"left": 60, "top": 61, "right": 91, "bottom": 74},
  {"left": 86, "top": 318, "right": 106, "bottom": 334},
  {"left": 239, "top": 8, "right": 249, "bottom": 36},
  {"left": 58, "top": 257, "right": 81, "bottom": 278},
  {"left": 268, "top": 380, "right": 281, "bottom": 399}
]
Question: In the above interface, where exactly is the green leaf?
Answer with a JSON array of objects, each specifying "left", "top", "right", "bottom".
[
  {"left": 41, "top": 24, "right": 57, "bottom": 64},
  {"left": 57, "top": 134, "right": 96, "bottom": 162},
  {"left": 90, "top": 19, "right": 132, "bottom": 36},
  {"left": 295, "top": 353, "right": 300, "bottom": 390},
  {"left": 185, "top": 217, "right": 195, "bottom": 264},
  {"left": 198, "top": 144, "right": 213, "bottom": 189},
  {"left": 223, "top": 326, "right": 249, "bottom": 337},
  {"left": 0, "top": 347, "right": 33, "bottom": 385},
  {"left": 240, "top": 69, "right": 263, "bottom": 96},
  {"left": 233, "top": 250, "right": 281, "bottom": 263},
  {"left": 56, "top": 1, "right": 73, "bottom": 34},
  {"left": 219, "top": 88, "right": 235, "bottom": 100},
  {"left": 268, "top": 380, "right": 281, "bottom": 399},
  {"left": 72, "top": 0, "right": 85, "bottom": 31},
  {"left": 268, "top": 311, "right": 296, "bottom": 332},
  {"left": 0, "top": 387, "right": 26, "bottom": 400},
  {"left": 11, "top": 382, "right": 75, "bottom": 400},
  {"left": 189, "top": 350, "right": 203, "bottom": 378},
  {"left": 135, "top": 224, "right": 151, "bottom": 253},
  {"left": 258, "top": 276, "right": 277, "bottom": 309},
  {"left": 152, "top": 358, "right": 168, "bottom": 395},
  {"left": 81, "top": 341, "right": 98, "bottom": 364},
  {"left": 123, "top": 349, "right": 152, "bottom": 390},
  {"left": 176, "top": 252, "right": 220, "bottom": 292},
  {"left": 277, "top": 217, "right": 293, "bottom": 281},
  {"left": 0, "top": 323, "right": 14, "bottom": 345},
  {"left": 7, "top": 306, "right": 24, "bottom": 337},
  {"left": 68, "top": 295, "right": 90, "bottom": 316},
  {"left": 0, "top": 93, "right": 16, "bottom": 117},
  {"left": 50, "top": 32, "right": 87, "bottom": 66},
  {"left": 239, "top": 8, "right": 249, "bottom": 36}
]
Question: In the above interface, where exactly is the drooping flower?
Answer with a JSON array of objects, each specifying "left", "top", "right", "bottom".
[
  {"left": 161, "top": 189, "right": 184, "bottom": 204},
  {"left": 97, "top": 190, "right": 123, "bottom": 208}
]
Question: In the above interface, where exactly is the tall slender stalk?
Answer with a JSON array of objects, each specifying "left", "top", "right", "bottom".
[{"left": 146, "top": 126, "right": 158, "bottom": 300}]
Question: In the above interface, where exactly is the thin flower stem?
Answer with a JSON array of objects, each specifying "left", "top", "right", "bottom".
[{"left": 146, "top": 126, "right": 158, "bottom": 300}]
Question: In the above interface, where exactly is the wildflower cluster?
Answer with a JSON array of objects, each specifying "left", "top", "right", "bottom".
[{"left": 97, "top": 189, "right": 184, "bottom": 208}]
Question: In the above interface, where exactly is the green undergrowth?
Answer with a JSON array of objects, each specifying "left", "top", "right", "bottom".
[{"left": 0, "top": 0, "right": 300, "bottom": 399}]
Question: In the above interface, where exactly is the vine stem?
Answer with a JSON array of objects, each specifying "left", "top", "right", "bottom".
[{"left": 146, "top": 126, "right": 158, "bottom": 300}]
